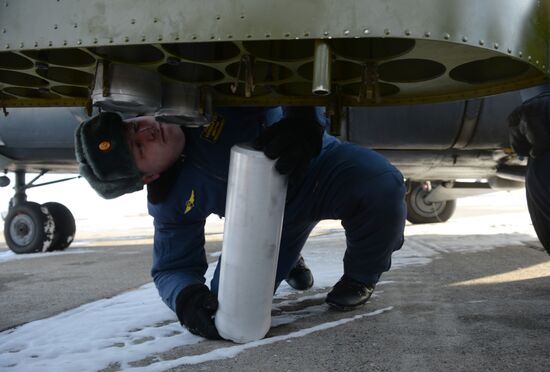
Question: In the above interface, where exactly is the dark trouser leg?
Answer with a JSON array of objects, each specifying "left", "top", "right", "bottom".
[
  {"left": 340, "top": 172, "right": 406, "bottom": 285},
  {"left": 306, "top": 143, "right": 407, "bottom": 286},
  {"left": 274, "top": 220, "right": 318, "bottom": 289},
  {"left": 526, "top": 153, "right": 550, "bottom": 253}
]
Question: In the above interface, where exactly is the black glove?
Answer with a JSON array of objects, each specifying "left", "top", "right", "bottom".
[
  {"left": 175, "top": 283, "right": 221, "bottom": 340},
  {"left": 253, "top": 107, "right": 324, "bottom": 178},
  {"left": 508, "top": 93, "right": 550, "bottom": 158}
]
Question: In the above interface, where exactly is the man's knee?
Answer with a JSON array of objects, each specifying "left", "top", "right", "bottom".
[
  {"left": 364, "top": 171, "right": 406, "bottom": 218},
  {"left": 342, "top": 171, "right": 406, "bottom": 234}
]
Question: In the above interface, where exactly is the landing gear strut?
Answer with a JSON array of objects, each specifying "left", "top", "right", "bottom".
[{"left": 2, "top": 170, "right": 77, "bottom": 254}]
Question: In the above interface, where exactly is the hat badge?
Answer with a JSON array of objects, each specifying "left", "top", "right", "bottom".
[{"left": 98, "top": 140, "right": 112, "bottom": 152}]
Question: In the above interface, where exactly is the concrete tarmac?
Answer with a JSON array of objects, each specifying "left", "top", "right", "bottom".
[
  {"left": 1, "top": 198, "right": 549, "bottom": 371},
  {"left": 169, "top": 243, "right": 549, "bottom": 372}
]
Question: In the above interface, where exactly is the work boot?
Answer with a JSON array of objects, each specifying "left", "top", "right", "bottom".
[
  {"left": 285, "top": 256, "right": 314, "bottom": 290},
  {"left": 326, "top": 275, "right": 374, "bottom": 311}
]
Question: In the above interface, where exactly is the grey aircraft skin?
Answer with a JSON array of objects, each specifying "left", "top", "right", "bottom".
[
  {"left": 0, "top": 88, "right": 529, "bottom": 254},
  {"left": 1, "top": 0, "right": 549, "bottom": 108}
]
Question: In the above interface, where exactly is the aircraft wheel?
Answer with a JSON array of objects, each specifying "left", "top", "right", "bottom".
[
  {"left": 3, "top": 202, "right": 55, "bottom": 254},
  {"left": 42, "top": 202, "right": 76, "bottom": 251},
  {"left": 406, "top": 182, "right": 456, "bottom": 224}
]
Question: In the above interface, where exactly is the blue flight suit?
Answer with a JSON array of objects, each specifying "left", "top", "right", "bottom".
[
  {"left": 149, "top": 107, "right": 407, "bottom": 312},
  {"left": 511, "top": 86, "right": 550, "bottom": 252},
  {"left": 526, "top": 153, "right": 550, "bottom": 250}
]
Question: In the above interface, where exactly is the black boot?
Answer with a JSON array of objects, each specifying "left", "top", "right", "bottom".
[
  {"left": 326, "top": 275, "right": 374, "bottom": 311},
  {"left": 285, "top": 256, "right": 314, "bottom": 290}
]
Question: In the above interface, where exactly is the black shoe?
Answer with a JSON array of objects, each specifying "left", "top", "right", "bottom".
[
  {"left": 285, "top": 256, "right": 314, "bottom": 290},
  {"left": 326, "top": 275, "right": 374, "bottom": 311}
]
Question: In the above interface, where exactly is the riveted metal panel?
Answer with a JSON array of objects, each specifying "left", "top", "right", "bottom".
[{"left": 0, "top": 0, "right": 549, "bottom": 108}]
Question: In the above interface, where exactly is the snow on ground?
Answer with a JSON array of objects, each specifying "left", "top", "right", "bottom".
[{"left": 0, "top": 190, "right": 540, "bottom": 371}]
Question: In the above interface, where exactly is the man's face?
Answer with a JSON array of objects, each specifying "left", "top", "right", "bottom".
[{"left": 124, "top": 116, "right": 185, "bottom": 182}]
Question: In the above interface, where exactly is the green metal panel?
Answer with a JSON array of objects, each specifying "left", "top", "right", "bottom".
[{"left": 0, "top": 0, "right": 549, "bottom": 107}]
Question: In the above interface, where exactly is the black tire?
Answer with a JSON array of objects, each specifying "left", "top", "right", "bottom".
[
  {"left": 3, "top": 202, "right": 55, "bottom": 254},
  {"left": 42, "top": 202, "right": 76, "bottom": 251},
  {"left": 406, "top": 182, "right": 457, "bottom": 224}
]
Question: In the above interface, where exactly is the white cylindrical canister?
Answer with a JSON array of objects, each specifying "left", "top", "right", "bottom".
[{"left": 215, "top": 144, "right": 288, "bottom": 343}]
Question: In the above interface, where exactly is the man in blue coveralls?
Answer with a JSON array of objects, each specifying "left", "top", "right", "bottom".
[
  {"left": 508, "top": 92, "right": 550, "bottom": 254},
  {"left": 75, "top": 106, "right": 407, "bottom": 339}
]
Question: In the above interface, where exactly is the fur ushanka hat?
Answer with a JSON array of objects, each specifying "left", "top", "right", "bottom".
[{"left": 75, "top": 112, "right": 143, "bottom": 199}]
